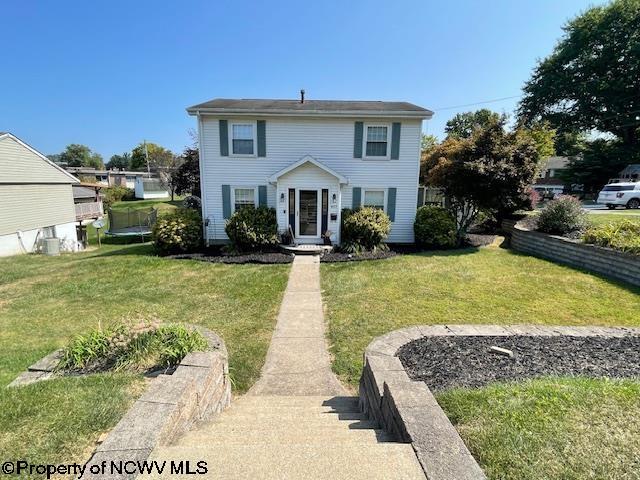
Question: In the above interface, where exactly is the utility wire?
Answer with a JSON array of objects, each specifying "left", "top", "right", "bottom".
[{"left": 433, "top": 95, "right": 522, "bottom": 111}]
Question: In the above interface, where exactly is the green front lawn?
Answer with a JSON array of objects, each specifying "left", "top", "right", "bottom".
[
  {"left": 321, "top": 247, "right": 640, "bottom": 386},
  {"left": 438, "top": 377, "right": 640, "bottom": 480},
  {"left": 586, "top": 212, "right": 640, "bottom": 226},
  {"left": 0, "top": 243, "right": 289, "bottom": 468}
]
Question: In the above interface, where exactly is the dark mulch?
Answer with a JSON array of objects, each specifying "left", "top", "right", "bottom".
[
  {"left": 320, "top": 250, "right": 397, "bottom": 263},
  {"left": 466, "top": 234, "right": 499, "bottom": 247},
  {"left": 168, "top": 252, "right": 294, "bottom": 264},
  {"left": 397, "top": 335, "right": 640, "bottom": 392}
]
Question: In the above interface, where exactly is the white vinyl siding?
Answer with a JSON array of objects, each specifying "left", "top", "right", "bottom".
[
  {"left": 0, "top": 184, "right": 76, "bottom": 235},
  {"left": 0, "top": 135, "right": 77, "bottom": 184},
  {"left": 199, "top": 116, "right": 422, "bottom": 243}
]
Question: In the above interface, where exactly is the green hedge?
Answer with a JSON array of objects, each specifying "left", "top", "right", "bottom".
[
  {"left": 225, "top": 206, "right": 279, "bottom": 252},
  {"left": 152, "top": 208, "right": 202, "bottom": 254},
  {"left": 414, "top": 206, "right": 457, "bottom": 249},
  {"left": 537, "top": 195, "right": 588, "bottom": 235},
  {"left": 341, "top": 207, "right": 391, "bottom": 253}
]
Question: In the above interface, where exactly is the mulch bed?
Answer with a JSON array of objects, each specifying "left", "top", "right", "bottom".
[
  {"left": 397, "top": 335, "right": 640, "bottom": 392},
  {"left": 169, "top": 252, "right": 294, "bottom": 264},
  {"left": 320, "top": 250, "right": 397, "bottom": 263}
]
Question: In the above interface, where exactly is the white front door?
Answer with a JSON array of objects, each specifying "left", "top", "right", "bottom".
[{"left": 296, "top": 188, "right": 321, "bottom": 238}]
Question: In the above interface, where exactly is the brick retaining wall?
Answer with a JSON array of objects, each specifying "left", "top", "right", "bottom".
[{"left": 503, "top": 220, "right": 640, "bottom": 288}]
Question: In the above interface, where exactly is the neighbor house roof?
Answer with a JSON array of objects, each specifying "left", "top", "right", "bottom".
[
  {"left": 187, "top": 98, "right": 433, "bottom": 119},
  {"left": 543, "top": 156, "right": 570, "bottom": 170}
]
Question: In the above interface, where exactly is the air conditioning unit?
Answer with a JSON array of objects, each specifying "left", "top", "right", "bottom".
[{"left": 42, "top": 238, "right": 61, "bottom": 256}]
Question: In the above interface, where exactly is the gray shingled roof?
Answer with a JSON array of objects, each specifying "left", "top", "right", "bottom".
[{"left": 187, "top": 98, "right": 432, "bottom": 117}]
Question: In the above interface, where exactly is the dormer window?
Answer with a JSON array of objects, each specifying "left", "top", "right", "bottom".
[
  {"left": 364, "top": 125, "right": 390, "bottom": 158},
  {"left": 231, "top": 123, "right": 255, "bottom": 155}
]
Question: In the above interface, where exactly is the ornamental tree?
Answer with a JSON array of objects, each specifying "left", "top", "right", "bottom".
[{"left": 424, "top": 118, "right": 540, "bottom": 242}]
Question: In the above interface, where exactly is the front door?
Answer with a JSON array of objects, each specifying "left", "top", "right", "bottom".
[{"left": 298, "top": 189, "right": 319, "bottom": 237}]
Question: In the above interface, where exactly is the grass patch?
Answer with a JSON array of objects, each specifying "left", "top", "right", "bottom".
[
  {"left": 437, "top": 377, "right": 640, "bottom": 480},
  {"left": 321, "top": 247, "right": 640, "bottom": 385},
  {"left": 587, "top": 212, "right": 640, "bottom": 226},
  {"left": 0, "top": 240, "right": 289, "bottom": 467}
]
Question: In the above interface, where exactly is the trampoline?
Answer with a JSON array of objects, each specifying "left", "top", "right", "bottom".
[{"left": 106, "top": 207, "right": 158, "bottom": 240}]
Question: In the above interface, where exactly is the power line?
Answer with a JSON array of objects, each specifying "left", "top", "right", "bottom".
[{"left": 433, "top": 95, "right": 523, "bottom": 112}]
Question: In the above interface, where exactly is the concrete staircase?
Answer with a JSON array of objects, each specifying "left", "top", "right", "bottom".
[
  {"left": 149, "top": 395, "right": 425, "bottom": 479},
  {"left": 148, "top": 256, "right": 425, "bottom": 479}
]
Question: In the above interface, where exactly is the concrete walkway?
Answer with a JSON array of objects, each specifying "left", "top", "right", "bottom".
[
  {"left": 149, "top": 256, "right": 425, "bottom": 479},
  {"left": 249, "top": 255, "right": 345, "bottom": 396}
]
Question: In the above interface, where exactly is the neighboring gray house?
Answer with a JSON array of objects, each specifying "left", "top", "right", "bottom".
[
  {"left": 187, "top": 96, "right": 432, "bottom": 245},
  {"left": 534, "top": 156, "right": 570, "bottom": 196},
  {"left": 0, "top": 132, "right": 79, "bottom": 256}
]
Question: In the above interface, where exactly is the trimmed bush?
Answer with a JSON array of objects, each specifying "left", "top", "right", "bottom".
[
  {"left": 103, "top": 186, "right": 135, "bottom": 209},
  {"left": 58, "top": 322, "right": 208, "bottom": 373},
  {"left": 182, "top": 195, "right": 202, "bottom": 210},
  {"left": 341, "top": 207, "right": 391, "bottom": 253},
  {"left": 225, "top": 206, "right": 278, "bottom": 252},
  {"left": 414, "top": 206, "right": 457, "bottom": 249},
  {"left": 583, "top": 220, "right": 640, "bottom": 255},
  {"left": 152, "top": 208, "right": 202, "bottom": 254},
  {"left": 536, "top": 195, "right": 588, "bottom": 235}
]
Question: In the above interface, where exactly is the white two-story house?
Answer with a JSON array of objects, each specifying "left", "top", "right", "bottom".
[{"left": 187, "top": 95, "right": 432, "bottom": 245}]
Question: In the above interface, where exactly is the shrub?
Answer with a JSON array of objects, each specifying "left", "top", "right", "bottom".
[
  {"left": 341, "top": 207, "right": 391, "bottom": 253},
  {"left": 152, "top": 208, "right": 202, "bottom": 254},
  {"left": 536, "top": 195, "right": 588, "bottom": 235},
  {"left": 58, "top": 322, "right": 208, "bottom": 373},
  {"left": 583, "top": 220, "right": 640, "bottom": 255},
  {"left": 225, "top": 206, "right": 278, "bottom": 252},
  {"left": 182, "top": 195, "right": 201, "bottom": 210},
  {"left": 103, "top": 186, "right": 135, "bottom": 209},
  {"left": 414, "top": 206, "right": 457, "bottom": 249}
]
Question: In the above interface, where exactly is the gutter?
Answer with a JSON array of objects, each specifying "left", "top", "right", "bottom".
[{"left": 186, "top": 108, "right": 433, "bottom": 120}]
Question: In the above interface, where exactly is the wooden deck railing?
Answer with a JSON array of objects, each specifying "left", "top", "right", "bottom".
[{"left": 75, "top": 201, "right": 104, "bottom": 220}]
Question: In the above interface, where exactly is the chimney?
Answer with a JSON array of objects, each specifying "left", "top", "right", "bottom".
[{"left": 300, "top": 89, "right": 305, "bottom": 104}]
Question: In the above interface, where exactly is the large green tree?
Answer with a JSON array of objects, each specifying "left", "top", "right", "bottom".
[
  {"left": 130, "top": 142, "right": 174, "bottom": 171},
  {"left": 424, "top": 117, "right": 540, "bottom": 242},
  {"left": 106, "top": 152, "right": 131, "bottom": 170},
  {"left": 172, "top": 147, "right": 200, "bottom": 197},
  {"left": 560, "top": 140, "right": 637, "bottom": 194},
  {"left": 444, "top": 109, "right": 505, "bottom": 139},
  {"left": 58, "top": 144, "right": 104, "bottom": 169},
  {"left": 519, "top": 0, "right": 640, "bottom": 147}
]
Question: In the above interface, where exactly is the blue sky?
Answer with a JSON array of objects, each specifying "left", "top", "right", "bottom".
[{"left": 1, "top": 0, "right": 601, "bottom": 161}]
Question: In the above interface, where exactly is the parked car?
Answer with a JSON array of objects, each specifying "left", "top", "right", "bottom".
[{"left": 596, "top": 182, "right": 640, "bottom": 209}]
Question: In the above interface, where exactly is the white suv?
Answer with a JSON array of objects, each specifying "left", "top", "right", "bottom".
[{"left": 597, "top": 182, "right": 640, "bottom": 209}]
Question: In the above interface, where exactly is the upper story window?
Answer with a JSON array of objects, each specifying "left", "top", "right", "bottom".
[
  {"left": 231, "top": 123, "right": 255, "bottom": 155},
  {"left": 363, "top": 189, "right": 386, "bottom": 210},
  {"left": 365, "top": 125, "right": 389, "bottom": 158},
  {"left": 233, "top": 187, "right": 256, "bottom": 212}
]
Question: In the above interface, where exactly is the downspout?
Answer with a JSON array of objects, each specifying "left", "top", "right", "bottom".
[{"left": 196, "top": 111, "right": 210, "bottom": 246}]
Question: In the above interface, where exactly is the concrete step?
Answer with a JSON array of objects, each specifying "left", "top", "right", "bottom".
[
  {"left": 199, "top": 415, "right": 380, "bottom": 430},
  {"left": 149, "top": 444, "right": 426, "bottom": 480},
  {"left": 176, "top": 427, "right": 396, "bottom": 446},
  {"left": 226, "top": 402, "right": 360, "bottom": 414},
  {"left": 236, "top": 395, "right": 358, "bottom": 407}
]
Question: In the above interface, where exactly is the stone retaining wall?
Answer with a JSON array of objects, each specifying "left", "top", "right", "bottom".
[
  {"left": 84, "top": 327, "right": 231, "bottom": 478},
  {"left": 359, "top": 324, "right": 640, "bottom": 480},
  {"left": 503, "top": 220, "right": 640, "bottom": 288}
]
